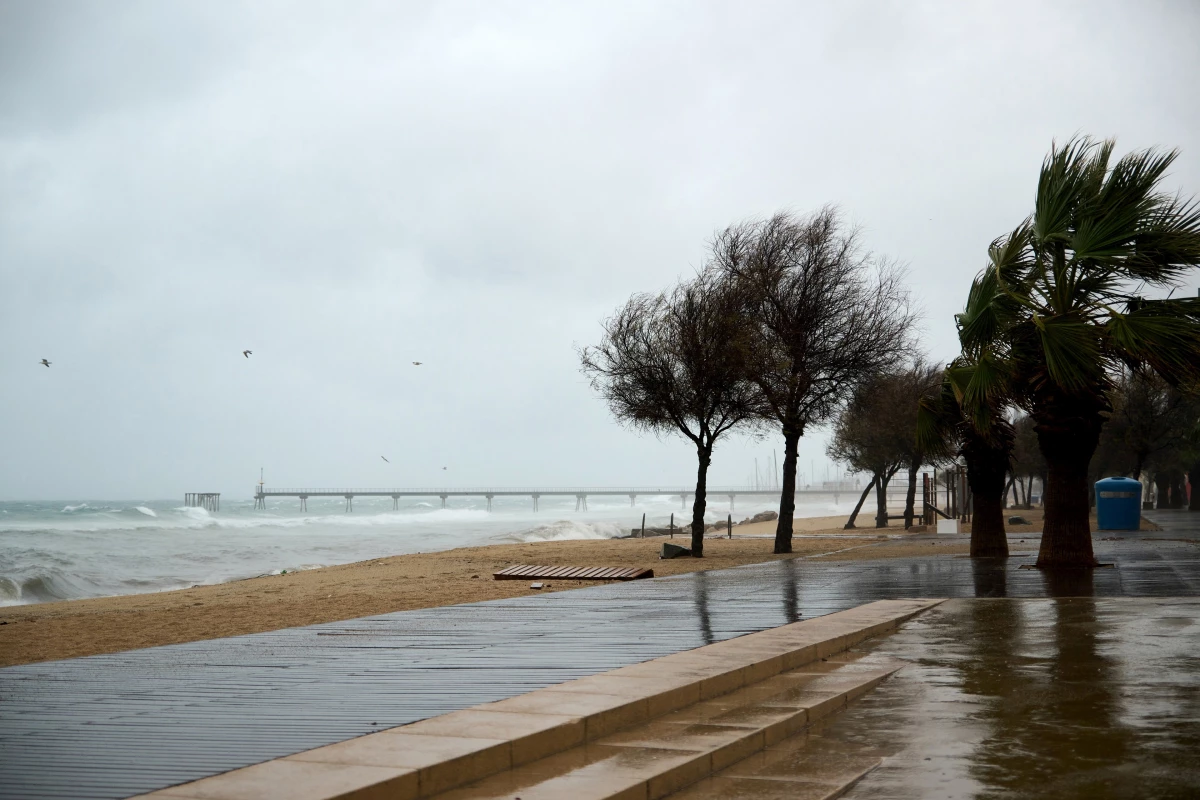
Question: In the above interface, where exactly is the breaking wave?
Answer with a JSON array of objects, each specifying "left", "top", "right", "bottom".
[{"left": 492, "top": 519, "right": 627, "bottom": 543}]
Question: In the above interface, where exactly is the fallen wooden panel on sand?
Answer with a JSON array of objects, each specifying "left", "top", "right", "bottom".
[{"left": 493, "top": 564, "right": 654, "bottom": 581}]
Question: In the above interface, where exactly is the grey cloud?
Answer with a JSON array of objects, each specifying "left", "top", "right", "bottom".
[{"left": 2, "top": 1, "right": 1198, "bottom": 498}]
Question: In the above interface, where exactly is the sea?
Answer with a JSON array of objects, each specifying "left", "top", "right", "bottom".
[{"left": 0, "top": 494, "right": 851, "bottom": 606}]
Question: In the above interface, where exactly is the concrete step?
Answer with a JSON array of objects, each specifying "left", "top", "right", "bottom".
[
  {"left": 427, "top": 651, "right": 907, "bottom": 800},
  {"left": 133, "top": 599, "right": 941, "bottom": 800}
]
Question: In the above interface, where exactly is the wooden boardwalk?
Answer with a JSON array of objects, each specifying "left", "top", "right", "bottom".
[{"left": 1, "top": 512, "right": 1198, "bottom": 800}]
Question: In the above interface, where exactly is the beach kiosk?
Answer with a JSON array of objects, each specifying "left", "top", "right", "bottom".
[{"left": 1095, "top": 477, "right": 1142, "bottom": 531}]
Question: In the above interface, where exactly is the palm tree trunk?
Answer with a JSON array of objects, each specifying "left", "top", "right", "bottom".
[
  {"left": 690, "top": 445, "right": 711, "bottom": 557},
  {"left": 844, "top": 477, "right": 876, "bottom": 529},
  {"left": 903, "top": 458, "right": 919, "bottom": 528},
  {"left": 773, "top": 425, "right": 801, "bottom": 554},
  {"left": 963, "top": 430, "right": 1009, "bottom": 558},
  {"left": 1033, "top": 395, "right": 1102, "bottom": 569}
]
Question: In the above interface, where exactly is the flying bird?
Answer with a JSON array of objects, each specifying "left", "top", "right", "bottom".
[
  {"left": 243, "top": 350, "right": 252, "bottom": 358},
  {"left": 412, "top": 361, "right": 422, "bottom": 366},
  {"left": 381, "top": 456, "right": 390, "bottom": 463},
  {"left": 39, "top": 359, "right": 51, "bottom": 368},
  {"left": 442, "top": 466, "right": 447, "bottom": 470}
]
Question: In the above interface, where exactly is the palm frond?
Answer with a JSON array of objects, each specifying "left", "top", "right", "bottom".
[
  {"left": 1105, "top": 308, "right": 1200, "bottom": 384},
  {"left": 1037, "top": 314, "right": 1103, "bottom": 392}
]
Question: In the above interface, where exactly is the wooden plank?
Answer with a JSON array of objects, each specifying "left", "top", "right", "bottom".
[
  {"left": 620, "top": 568, "right": 655, "bottom": 580},
  {"left": 492, "top": 564, "right": 656, "bottom": 581}
]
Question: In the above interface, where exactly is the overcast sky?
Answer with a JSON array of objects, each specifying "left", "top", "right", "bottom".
[{"left": 2, "top": 0, "right": 1199, "bottom": 500}]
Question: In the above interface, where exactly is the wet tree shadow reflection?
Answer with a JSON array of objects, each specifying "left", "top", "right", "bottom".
[
  {"left": 954, "top": 580, "right": 1139, "bottom": 798},
  {"left": 971, "top": 558, "right": 1009, "bottom": 597},
  {"left": 782, "top": 557, "right": 801, "bottom": 623},
  {"left": 692, "top": 570, "right": 714, "bottom": 645}
]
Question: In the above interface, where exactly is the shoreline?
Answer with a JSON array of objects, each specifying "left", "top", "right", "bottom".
[{"left": 0, "top": 512, "right": 1046, "bottom": 667}]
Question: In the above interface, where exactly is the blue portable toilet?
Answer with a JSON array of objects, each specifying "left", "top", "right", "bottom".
[{"left": 1095, "top": 477, "right": 1143, "bottom": 531}]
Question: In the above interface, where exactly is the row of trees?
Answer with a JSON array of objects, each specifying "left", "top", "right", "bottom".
[
  {"left": 919, "top": 136, "right": 1200, "bottom": 568},
  {"left": 580, "top": 207, "right": 914, "bottom": 557},
  {"left": 584, "top": 136, "right": 1200, "bottom": 570},
  {"left": 1093, "top": 370, "right": 1200, "bottom": 509}
]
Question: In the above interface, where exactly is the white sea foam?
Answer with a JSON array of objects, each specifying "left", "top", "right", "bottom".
[
  {"left": 493, "top": 519, "right": 626, "bottom": 543},
  {"left": 134, "top": 506, "right": 157, "bottom": 517}
]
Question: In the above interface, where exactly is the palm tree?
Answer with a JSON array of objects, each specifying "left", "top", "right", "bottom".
[
  {"left": 917, "top": 365, "right": 1015, "bottom": 558},
  {"left": 960, "top": 137, "right": 1200, "bottom": 568}
]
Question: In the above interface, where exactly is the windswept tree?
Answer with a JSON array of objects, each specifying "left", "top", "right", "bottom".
[
  {"left": 828, "top": 366, "right": 938, "bottom": 528},
  {"left": 961, "top": 137, "right": 1200, "bottom": 568},
  {"left": 712, "top": 207, "right": 916, "bottom": 553},
  {"left": 580, "top": 270, "right": 758, "bottom": 557}
]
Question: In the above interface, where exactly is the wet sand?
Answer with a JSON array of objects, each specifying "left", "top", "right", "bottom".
[{"left": 0, "top": 511, "right": 1052, "bottom": 667}]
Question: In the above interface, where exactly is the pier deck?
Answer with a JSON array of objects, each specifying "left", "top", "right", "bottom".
[{"left": 253, "top": 485, "right": 864, "bottom": 510}]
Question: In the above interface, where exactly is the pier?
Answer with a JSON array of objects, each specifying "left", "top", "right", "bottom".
[
  {"left": 184, "top": 492, "right": 220, "bottom": 512},
  {"left": 251, "top": 485, "right": 894, "bottom": 512}
]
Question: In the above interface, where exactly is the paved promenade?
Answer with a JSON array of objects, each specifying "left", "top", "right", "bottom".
[{"left": 2, "top": 511, "right": 1197, "bottom": 799}]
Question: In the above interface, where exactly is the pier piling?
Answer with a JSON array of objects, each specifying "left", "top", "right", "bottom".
[{"left": 185, "top": 493, "right": 220, "bottom": 512}]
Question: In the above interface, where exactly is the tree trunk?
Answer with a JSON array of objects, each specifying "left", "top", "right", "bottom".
[
  {"left": 690, "top": 445, "right": 711, "bottom": 557},
  {"left": 844, "top": 477, "right": 876, "bottom": 529},
  {"left": 903, "top": 458, "right": 919, "bottom": 528},
  {"left": 962, "top": 429, "right": 1009, "bottom": 558},
  {"left": 1154, "top": 473, "right": 1171, "bottom": 510},
  {"left": 874, "top": 470, "right": 893, "bottom": 527},
  {"left": 1189, "top": 462, "right": 1200, "bottom": 512},
  {"left": 773, "top": 426, "right": 802, "bottom": 554},
  {"left": 1171, "top": 472, "right": 1187, "bottom": 510},
  {"left": 1033, "top": 389, "right": 1104, "bottom": 569}
]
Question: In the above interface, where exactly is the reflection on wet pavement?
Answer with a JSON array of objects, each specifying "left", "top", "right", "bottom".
[{"left": 821, "top": 598, "right": 1200, "bottom": 799}]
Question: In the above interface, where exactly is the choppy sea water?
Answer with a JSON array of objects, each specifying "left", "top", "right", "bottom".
[{"left": 0, "top": 494, "right": 849, "bottom": 605}]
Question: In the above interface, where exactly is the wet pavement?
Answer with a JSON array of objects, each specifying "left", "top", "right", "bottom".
[
  {"left": 799, "top": 597, "right": 1200, "bottom": 800},
  {"left": 1, "top": 510, "right": 1198, "bottom": 799}
]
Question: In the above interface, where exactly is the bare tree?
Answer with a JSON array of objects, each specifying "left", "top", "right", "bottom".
[
  {"left": 712, "top": 207, "right": 916, "bottom": 553},
  {"left": 580, "top": 270, "right": 758, "bottom": 557}
]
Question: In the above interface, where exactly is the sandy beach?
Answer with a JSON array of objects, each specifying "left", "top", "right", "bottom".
[{"left": 0, "top": 512, "right": 1048, "bottom": 667}]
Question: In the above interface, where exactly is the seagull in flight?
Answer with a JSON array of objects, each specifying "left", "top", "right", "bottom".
[
  {"left": 243, "top": 350, "right": 252, "bottom": 358},
  {"left": 381, "top": 456, "right": 390, "bottom": 463},
  {"left": 39, "top": 359, "right": 51, "bottom": 368},
  {"left": 412, "top": 361, "right": 422, "bottom": 366},
  {"left": 442, "top": 466, "right": 447, "bottom": 471}
]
